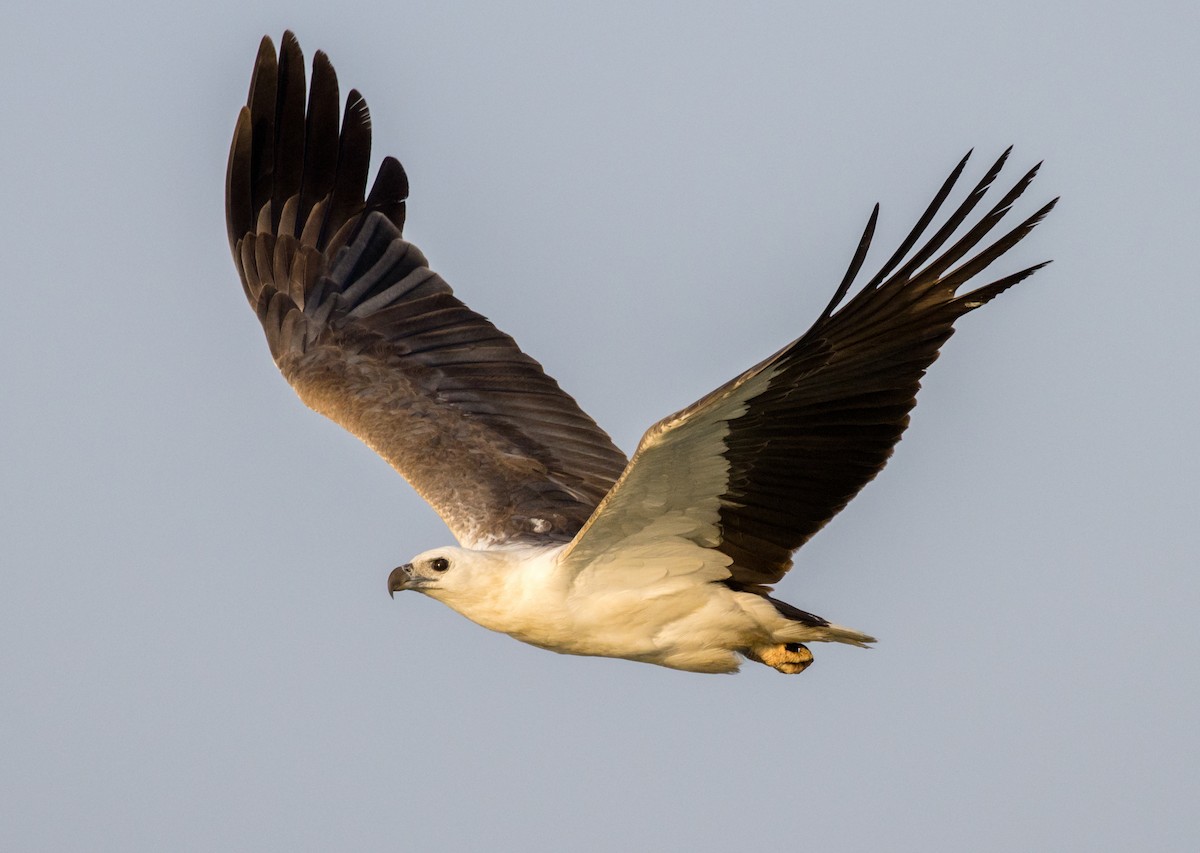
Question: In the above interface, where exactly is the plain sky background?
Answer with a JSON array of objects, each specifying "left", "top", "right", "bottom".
[{"left": 2, "top": 2, "right": 1197, "bottom": 850}]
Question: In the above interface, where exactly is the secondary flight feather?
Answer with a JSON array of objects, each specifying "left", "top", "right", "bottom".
[{"left": 227, "top": 33, "right": 1055, "bottom": 674}]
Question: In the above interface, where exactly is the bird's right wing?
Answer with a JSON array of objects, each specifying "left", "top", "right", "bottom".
[
  {"left": 560, "top": 151, "right": 1056, "bottom": 588},
  {"left": 227, "top": 33, "right": 628, "bottom": 549}
]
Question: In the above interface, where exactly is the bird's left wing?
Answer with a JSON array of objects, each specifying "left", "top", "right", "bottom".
[
  {"left": 227, "top": 33, "right": 628, "bottom": 548},
  {"left": 560, "top": 150, "right": 1055, "bottom": 587}
]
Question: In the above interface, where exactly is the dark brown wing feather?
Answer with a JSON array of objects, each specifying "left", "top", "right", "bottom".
[
  {"left": 718, "top": 149, "right": 1057, "bottom": 589},
  {"left": 226, "top": 33, "right": 627, "bottom": 548}
]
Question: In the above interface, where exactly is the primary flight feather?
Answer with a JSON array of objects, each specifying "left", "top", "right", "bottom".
[{"left": 227, "top": 32, "right": 1055, "bottom": 674}]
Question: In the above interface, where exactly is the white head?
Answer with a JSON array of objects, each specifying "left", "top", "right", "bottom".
[
  {"left": 386, "top": 543, "right": 567, "bottom": 637},
  {"left": 387, "top": 546, "right": 515, "bottom": 609}
]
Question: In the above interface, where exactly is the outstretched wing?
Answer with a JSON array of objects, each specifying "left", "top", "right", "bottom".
[
  {"left": 227, "top": 33, "right": 627, "bottom": 548},
  {"left": 561, "top": 150, "right": 1056, "bottom": 586}
]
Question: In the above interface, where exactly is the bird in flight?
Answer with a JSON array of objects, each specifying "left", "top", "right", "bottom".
[{"left": 227, "top": 32, "right": 1055, "bottom": 674}]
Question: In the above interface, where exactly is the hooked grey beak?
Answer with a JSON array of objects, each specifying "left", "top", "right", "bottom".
[{"left": 388, "top": 563, "right": 415, "bottom": 598}]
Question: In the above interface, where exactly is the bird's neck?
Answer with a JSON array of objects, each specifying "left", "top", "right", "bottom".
[{"left": 432, "top": 545, "right": 571, "bottom": 641}]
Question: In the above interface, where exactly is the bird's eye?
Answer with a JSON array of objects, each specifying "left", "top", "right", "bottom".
[{"left": 430, "top": 557, "right": 450, "bottom": 572}]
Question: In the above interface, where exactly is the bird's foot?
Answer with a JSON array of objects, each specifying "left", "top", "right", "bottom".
[{"left": 748, "top": 642, "right": 814, "bottom": 674}]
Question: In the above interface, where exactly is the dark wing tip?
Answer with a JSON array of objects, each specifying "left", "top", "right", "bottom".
[
  {"left": 227, "top": 32, "right": 411, "bottom": 272},
  {"left": 225, "top": 106, "right": 253, "bottom": 252},
  {"left": 365, "top": 156, "right": 410, "bottom": 234},
  {"left": 817, "top": 203, "right": 879, "bottom": 323},
  {"left": 254, "top": 34, "right": 276, "bottom": 76},
  {"left": 716, "top": 149, "right": 1055, "bottom": 584},
  {"left": 346, "top": 88, "right": 369, "bottom": 120}
]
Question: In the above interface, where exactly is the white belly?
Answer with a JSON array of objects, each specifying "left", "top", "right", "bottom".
[{"left": 456, "top": 573, "right": 778, "bottom": 673}]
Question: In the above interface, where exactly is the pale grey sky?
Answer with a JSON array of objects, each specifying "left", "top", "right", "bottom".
[{"left": 2, "top": 2, "right": 1197, "bottom": 850}]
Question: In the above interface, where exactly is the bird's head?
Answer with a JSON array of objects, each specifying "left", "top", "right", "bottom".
[
  {"left": 387, "top": 544, "right": 565, "bottom": 636},
  {"left": 387, "top": 546, "right": 516, "bottom": 607}
]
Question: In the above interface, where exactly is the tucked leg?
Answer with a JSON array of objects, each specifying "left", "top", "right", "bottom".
[{"left": 746, "top": 642, "right": 815, "bottom": 674}]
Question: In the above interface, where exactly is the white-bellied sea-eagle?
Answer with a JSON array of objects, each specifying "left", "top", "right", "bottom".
[{"left": 226, "top": 33, "right": 1055, "bottom": 674}]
